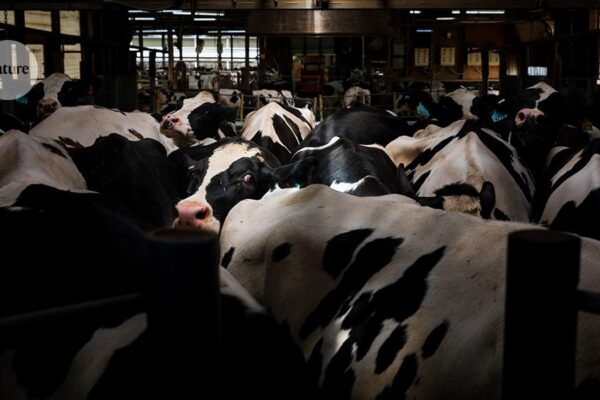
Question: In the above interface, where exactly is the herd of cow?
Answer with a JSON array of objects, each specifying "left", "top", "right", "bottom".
[{"left": 2, "top": 73, "right": 600, "bottom": 399}]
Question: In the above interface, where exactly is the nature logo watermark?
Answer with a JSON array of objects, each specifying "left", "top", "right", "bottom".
[{"left": 0, "top": 40, "right": 39, "bottom": 101}]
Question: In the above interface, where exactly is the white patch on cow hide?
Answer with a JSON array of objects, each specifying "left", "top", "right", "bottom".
[
  {"left": 220, "top": 267, "right": 266, "bottom": 315},
  {"left": 329, "top": 177, "right": 370, "bottom": 193},
  {"left": 294, "top": 136, "right": 340, "bottom": 157},
  {"left": 42, "top": 72, "right": 72, "bottom": 106},
  {"left": 47, "top": 313, "right": 147, "bottom": 400},
  {"left": 0, "top": 130, "right": 87, "bottom": 207}
]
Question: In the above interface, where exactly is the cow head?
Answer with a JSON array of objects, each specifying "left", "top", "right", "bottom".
[
  {"left": 171, "top": 139, "right": 317, "bottom": 235},
  {"left": 160, "top": 91, "right": 229, "bottom": 146}
]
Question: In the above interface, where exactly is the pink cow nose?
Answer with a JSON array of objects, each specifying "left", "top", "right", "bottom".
[
  {"left": 39, "top": 99, "right": 58, "bottom": 114},
  {"left": 174, "top": 202, "right": 211, "bottom": 229},
  {"left": 161, "top": 115, "right": 180, "bottom": 129}
]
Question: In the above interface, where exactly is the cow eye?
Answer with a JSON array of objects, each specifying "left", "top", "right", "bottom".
[{"left": 242, "top": 173, "right": 255, "bottom": 184}]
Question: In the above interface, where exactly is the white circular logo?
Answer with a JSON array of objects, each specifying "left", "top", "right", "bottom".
[{"left": 0, "top": 40, "right": 39, "bottom": 100}]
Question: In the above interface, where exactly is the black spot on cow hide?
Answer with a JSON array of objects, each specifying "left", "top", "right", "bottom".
[
  {"left": 222, "top": 246, "right": 235, "bottom": 269},
  {"left": 322, "top": 339, "right": 356, "bottom": 400},
  {"left": 272, "top": 243, "right": 292, "bottom": 262},
  {"left": 375, "top": 353, "right": 418, "bottom": 400},
  {"left": 376, "top": 325, "right": 407, "bottom": 374},
  {"left": 421, "top": 320, "right": 449, "bottom": 359},
  {"left": 494, "top": 208, "right": 510, "bottom": 221},
  {"left": 300, "top": 236, "right": 404, "bottom": 339},
  {"left": 322, "top": 229, "right": 374, "bottom": 279},
  {"left": 549, "top": 188, "right": 600, "bottom": 241},
  {"left": 339, "top": 247, "right": 446, "bottom": 365},
  {"left": 41, "top": 143, "right": 67, "bottom": 159},
  {"left": 307, "top": 338, "right": 324, "bottom": 387}
]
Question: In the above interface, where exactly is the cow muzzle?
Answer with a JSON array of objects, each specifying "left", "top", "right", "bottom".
[
  {"left": 38, "top": 99, "right": 59, "bottom": 116},
  {"left": 172, "top": 201, "right": 220, "bottom": 236},
  {"left": 160, "top": 114, "right": 189, "bottom": 138},
  {"left": 515, "top": 108, "right": 545, "bottom": 127}
]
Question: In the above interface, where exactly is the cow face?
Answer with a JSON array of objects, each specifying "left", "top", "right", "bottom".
[
  {"left": 35, "top": 73, "right": 72, "bottom": 118},
  {"left": 160, "top": 91, "right": 216, "bottom": 146},
  {"left": 172, "top": 140, "right": 278, "bottom": 235},
  {"left": 172, "top": 139, "right": 317, "bottom": 235}
]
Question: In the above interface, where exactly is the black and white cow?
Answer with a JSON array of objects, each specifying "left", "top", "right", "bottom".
[
  {"left": 304, "top": 102, "right": 409, "bottom": 148},
  {"left": 536, "top": 139, "right": 600, "bottom": 240},
  {"left": 22, "top": 73, "right": 100, "bottom": 122},
  {"left": 502, "top": 82, "right": 590, "bottom": 186},
  {"left": 220, "top": 184, "right": 600, "bottom": 399},
  {"left": 160, "top": 91, "right": 237, "bottom": 147},
  {"left": 290, "top": 136, "right": 400, "bottom": 197},
  {"left": 0, "top": 184, "right": 318, "bottom": 400},
  {"left": 171, "top": 134, "right": 409, "bottom": 235},
  {"left": 170, "top": 138, "right": 283, "bottom": 235},
  {"left": 29, "top": 105, "right": 181, "bottom": 154},
  {"left": 241, "top": 101, "right": 315, "bottom": 164},
  {"left": 68, "top": 134, "right": 181, "bottom": 229},
  {"left": 0, "top": 129, "right": 87, "bottom": 207},
  {"left": 385, "top": 119, "right": 535, "bottom": 221}
]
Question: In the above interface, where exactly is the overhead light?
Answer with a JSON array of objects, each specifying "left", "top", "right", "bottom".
[
  {"left": 143, "top": 29, "right": 168, "bottom": 33},
  {"left": 466, "top": 10, "right": 505, "bottom": 14},
  {"left": 196, "top": 11, "right": 225, "bottom": 16},
  {"left": 436, "top": 17, "right": 455, "bottom": 20},
  {"left": 452, "top": 10, "right": 461, "bottom": 14},
  {"left": 128, "top": 10, "right": 149, "bottom": 13},
  {"left": 194, "top": 17, "right": 216, "bottom": 21},
  {"left": 409, "top": 10, "right": 421, "bottom": 14},
  {"left": 163, "top": 10, "right": 224, "bottom": 16},
  {"left": 416, "top": 29, "right": 432, "bottom": 33},
  {"left": 131, "top": 17, "right": 155, "bottom": 21}
]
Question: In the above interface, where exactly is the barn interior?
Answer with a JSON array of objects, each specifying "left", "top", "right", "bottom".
[
  {"left": 0, "top": 1, "right": 599, "bottom": 116},
  {"left": 2, "top": 1, "right": 600, "bottom": 399}
]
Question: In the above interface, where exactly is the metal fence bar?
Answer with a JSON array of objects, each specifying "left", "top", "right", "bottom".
[
  {"left": 0, "top": 293, "right": 144, "bottom": 329},
  {"left": 503, "top": 229, "right": 580, "bottom": 400},
  {"left": 146, "top": 228, "right": 220, "bottom": 399}
]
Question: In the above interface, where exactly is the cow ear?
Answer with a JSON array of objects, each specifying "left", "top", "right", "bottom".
[
  {"left": 479, "top": 181, "right": 496, "bottom": 219},
  {"left": 395, "top": 163, "right": 417, "bottom": 198},
  {"left": 273, "top": 155, "right": 318, "bottom": 188}
]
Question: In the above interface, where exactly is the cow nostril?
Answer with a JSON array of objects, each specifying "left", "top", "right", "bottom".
[{"left": 196, "top": 210, "right": 207, "bottom": 220}]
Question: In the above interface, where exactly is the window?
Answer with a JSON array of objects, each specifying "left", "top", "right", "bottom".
[
  {"left": 25, "top": 11, "right": 51, "bottom": 32},
  {"left": 60, "top": 11, "right": 80, "bottom": 36},
  {"left": 63, "top": 44, "right": 81, "bottom": 79}
]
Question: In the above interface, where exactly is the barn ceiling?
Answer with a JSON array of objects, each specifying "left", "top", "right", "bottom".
[{"left": 1, "top": 0, "right": 600, "bottom": 9}]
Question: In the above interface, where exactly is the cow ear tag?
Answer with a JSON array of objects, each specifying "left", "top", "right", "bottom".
[
  {"left": 491, "top": 110, "right": 508, "bottom": 123},
  {"left": 416, "top": 102, "right": 430, "bottom": 119}
]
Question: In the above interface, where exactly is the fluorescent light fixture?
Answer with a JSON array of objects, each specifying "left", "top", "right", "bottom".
[
  {"left": 409, "top": 10, "right": 421, "bottom": 14},
  {"left": 527, "top": 66, "right": 548, "bottom": 76},
  {"left": 436, "top": 17, "right": 455, "bottom": 20},
  {"left": 416, "top": 29, "right": 432, "bottom": 33},
  {"left": 132, "top": 17, "right": 155, "bottom": 20},
  {"left": 466, "top": 10, "right": 505, "bottom": 14},
  {"left": 128, "top": 10, "right": 149, "bottom": 13},
  {"left": 196, "top": 11, "right": 224, "bottom": 16},
  {"left": 452, "top": 10, "right": 461, "bottom": 14},
  {"left": 194, "top": 17, "right": 216, "bottom": 21},
  {"left": 143, "top": 29, "right": 168, "bottom": 33},
  {"left": 162, "top": 10, "right": 224, "bottom": 16},
  {"left": 208, "top": 29, "right": 245, "bottom": 34}
]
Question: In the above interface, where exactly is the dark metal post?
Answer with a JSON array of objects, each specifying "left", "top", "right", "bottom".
[
  {"left": 503, "top": 229, "right": 580, "bottom": 400},
  {"left": 146, "top": 229, "right": 220, "bottom": 398},
  {"left": 149, "top": 50, "right": 156, "bottom": 113}
]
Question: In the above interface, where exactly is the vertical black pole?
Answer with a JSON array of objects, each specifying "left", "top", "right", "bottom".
[
  {"left": 149, "top": 51, "right": 156, "bottom": 114},
  {"left": 503, "top": 229, "right": 580, "bottom": 400},
  {"left": 146, "top": 229, "right": 220, "bottom": 398}
]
